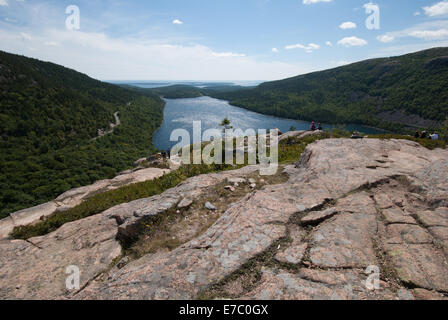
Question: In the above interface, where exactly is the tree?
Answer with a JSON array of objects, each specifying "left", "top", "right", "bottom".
[
  {"left": 220, "top": 118, "right": 231, "bottom": 127},
  {"left": 220, "top": 118, "right": 233, "bottom": 133}
]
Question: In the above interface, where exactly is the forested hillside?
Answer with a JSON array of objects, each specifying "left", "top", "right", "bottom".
[
  {"left": 0, "top": 51, "right": 164, "bottom": 217},
  {"left": 208, "top": 47, "right": 448, "bottom": 131},
  {"left": 145, "top": 48, "right": 448, "bottom": 132},
  {"left": 148, "top": 85, "right": 204, "bottom": 99},
  {"left": 144, "top": 84, "right": 248, "bottom": 99}
]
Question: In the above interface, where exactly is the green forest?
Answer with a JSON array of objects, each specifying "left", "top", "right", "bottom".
[
  {"left": 209, "top": 47, "right": 448, "bottom": 132},
  {"left": 0, "top": 51, "right": 164, "bottom": 218}
]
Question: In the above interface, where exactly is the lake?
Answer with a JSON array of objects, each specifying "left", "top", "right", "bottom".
[{"left": 153, "top": 96, "right": 384, "bottom": 151}]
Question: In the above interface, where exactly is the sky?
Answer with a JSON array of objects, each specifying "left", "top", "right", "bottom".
[{"left": 1, "top": 0, "right": 448, "bottom": 81}]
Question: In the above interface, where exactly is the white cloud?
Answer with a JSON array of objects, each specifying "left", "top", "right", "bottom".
[
  {"left": 285, "top": 43, "right": 320, "bottom": 53},
  {"left": 370, "top": 40, "right": 448, "bottom": 58},
  {"left": 0, "top": 28, "right": 315, "bottom": 81},
  {"left": 0, "top": 0, "right": 315, "bottom": 81},
  {"left": 0, "top": 0, "right": 8, "bottom": 6},
  {"left": 303, "top": 0, "right": 332, "bottom": 4},
  {"left": 363, "top": 2, "right": 380, "bottom": 12},
  {"left": 337, "top": 36, "right": 368, "bottom": 47},
  {"left": 20, "top": 32, "right": 31, "bottom": 41},
  {"left": 4, "top": 17, "right": 18, "bottom": 23},
  {"left": 44, "top": 41, "right": 59, "bottom": 47},
  {"left": 308, "top": 43, "right": 320, "bottom": 50},
  {"left": 272, "top": 47, "right": 279, "bottom": 53},
  {"left": 414, "top": 11, "right": 421, "bottom": 16},
  {"left": 377, "top": 34, "right": 395, "bottom": 43},
  {"left": 285, "top": 44, "right": 302, "bottom": 49},
  {"left": 325, "top": 41, "right": 332, "bottom": 46},
  {"left": 172, "top": 19, "right": 183, "bottom": 25},
  {"left": 212, "top": 52, "right": 246, "bottom": 58},
  {"left": 378, "top": 20, "right": 448, "bottom": 42},
  {"left": 410, "top": 29, "right": 448, "bottom": 40},
  {"left": 339, "top": 21, "right": 357, "bottom": 29},
  {"left": 423, "top": 1, "right": 448, "bottom": 17}
]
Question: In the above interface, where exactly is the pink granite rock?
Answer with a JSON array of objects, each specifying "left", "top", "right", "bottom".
[{"left": 1, "top": 138, "right": 448, "bottom": 300}]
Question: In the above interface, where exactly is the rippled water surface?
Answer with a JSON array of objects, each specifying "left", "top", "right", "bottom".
[{"left": 153, "top": 96, "right": 384, "bottom": 151}]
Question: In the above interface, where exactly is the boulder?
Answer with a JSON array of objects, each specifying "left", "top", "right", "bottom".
[
  {"left": 205, "top": 202, "right": 217, "bottom": 211},
  {"left": 227, "top": 177, "right": 246, "bottom": 185},
  {"left": 0, "top": 213, "right": 121, "bottom": 300},
  {"left": 133, "top": 157, "right": 147, "bottom": 167},
  {"left": 178, "top": 198, "right": 193, "bottom": 209}
]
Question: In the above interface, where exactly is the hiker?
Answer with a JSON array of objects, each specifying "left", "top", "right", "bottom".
[
  {"left": 414, "top": 131, "right": 420, "bottom": 139},
  {"left": 431, "top": 132, "right": 439, "bottom": 140},
  {"left": 318, "top": 123, "right": 323, "bottom": 131},
  {"left": 310, "top": 122, "right": 317, "bottom": 131},
  {"left": 351, "top": 131, "right": 363, "bottom": 139},
  {"left": 160, "top": 151, "right": 166, "bottom": 159},
  {"left": 421, "top": 131, "right": 427, "bottom": 139}
]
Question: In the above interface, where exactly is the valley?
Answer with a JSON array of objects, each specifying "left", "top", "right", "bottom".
[
  {"left": 145, "top": 47, "right": 448, "bottom": 134},
  {"left": 0, "top": 46, "right": 447, "bottom": 302}
]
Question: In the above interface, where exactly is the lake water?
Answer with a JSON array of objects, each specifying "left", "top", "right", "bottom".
[{"left": 153, "top": 96, "right": 384, "bottom": 151}]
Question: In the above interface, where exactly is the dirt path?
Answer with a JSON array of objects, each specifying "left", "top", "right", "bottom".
[{"left": 92, "top": 111, "right": 121, "bottom": 141}]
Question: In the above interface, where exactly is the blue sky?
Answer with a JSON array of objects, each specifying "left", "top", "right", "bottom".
[{"left": 1, "top": 0, "right": 448, "bottom": 80}]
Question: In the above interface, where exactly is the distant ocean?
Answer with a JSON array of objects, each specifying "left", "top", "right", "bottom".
[{"left": 106, "top": 80, "right": 264, "bottom": 89}]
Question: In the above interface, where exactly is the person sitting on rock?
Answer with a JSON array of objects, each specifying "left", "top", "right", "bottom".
[
  {"left": 310, "top": 122, "right": 317, "bottom": 131},
  {"left": 273, "top": 128, "right": 283, "bottom": 135},
  {"left": 414, "top": 131, "right": 420, "bottom": 139},
  {"left": 421, "top": 131, "right": 427, "bottom": 139},
  {"left": 351, "top": 131, "right": 363, "bottom": 139},
  {"left": 430, "top": 132, "right": 439, "bottom": 140},
  {"left": 318, "top": 123, "right": 323, "bottom": 131}
]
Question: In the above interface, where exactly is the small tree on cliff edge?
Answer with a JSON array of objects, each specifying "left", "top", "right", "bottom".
[
  {"left": 220, "top": 118, "right": 233, "bottom": 132},
  {"left": 220, "top": 118, "right": 231, "bottom": 127}
]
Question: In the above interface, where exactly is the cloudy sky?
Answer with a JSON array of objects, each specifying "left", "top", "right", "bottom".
[{"left": 1, "top": 0, "right": 448, "bottom": 80}]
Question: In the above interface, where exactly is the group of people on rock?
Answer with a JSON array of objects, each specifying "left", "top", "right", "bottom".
[
  {"left": 310, "top": 122, "right": 323, "bottom": 131},
  {"left": 414, "top": 130, "right": 439, "bottom": 140},
  {"left": 308, "top": 122, "right": 441, "bottom": 141}
]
